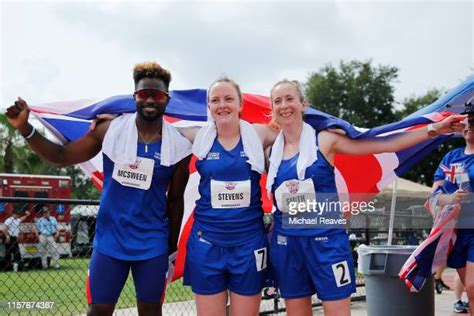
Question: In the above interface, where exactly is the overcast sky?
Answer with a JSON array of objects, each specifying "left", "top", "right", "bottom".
[{"left": 1, "top": 0, "right": 472, "bottom": 112}]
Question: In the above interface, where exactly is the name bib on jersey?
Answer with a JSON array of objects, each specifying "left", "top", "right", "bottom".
[
  {"left": 112, "top": 158, "right": 154, "bottom": 190},
  {"left": 275, "top": 178, "right": 316, "bottom": 213},
  {"left": 210, "top": 179, "right": 251, "bottom": 209}
]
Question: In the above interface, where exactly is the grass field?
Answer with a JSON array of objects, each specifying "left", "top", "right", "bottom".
[{"left": 0, "top": 257, "right": 194, "bottom": 315}]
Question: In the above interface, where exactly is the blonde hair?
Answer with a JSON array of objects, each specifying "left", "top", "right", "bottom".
[
  {"left": 270, "top": 79, "right": 306, "bottom": 105},
  {"left": 207, "top": 76, "right": 243, "bottom": 105}
]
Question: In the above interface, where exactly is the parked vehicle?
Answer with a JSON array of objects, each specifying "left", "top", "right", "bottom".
[{"left": 0, "top": 174, "right": 73, "bottom": 267}]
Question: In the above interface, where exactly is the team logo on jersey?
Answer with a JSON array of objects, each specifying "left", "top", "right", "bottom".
[
  {"left": 285, "top": 180, "right": 300, "bottom": 194},
  {"left": 315, "top": 236, "right": 329, "bottom": 242},
  {"left": 225, "top": 182, "right": 237, "bottom": 190},
  {"left": 206, "top": 152, "right": 220, "bottom": 160},
  {"left": 277, "top": 235, "right": 287, "bottom": 246},
  {"left": 129, "top": 158, "right": 141, "bottom": 170},
  {"left": 441, "top": 163, "right": 465, "bottom": 183}
]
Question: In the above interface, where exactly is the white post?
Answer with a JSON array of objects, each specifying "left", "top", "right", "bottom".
[{"left": 387, "top": 178, "right": 398, "bottom": 246}]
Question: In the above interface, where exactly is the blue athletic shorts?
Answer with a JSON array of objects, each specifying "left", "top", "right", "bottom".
[
  {"left": 270, "top": 232, "right": 356, "bottom": 301},
  {"left": 87, "top": 250, "right": 168, "bottom": 304},
  {"left": 183, "top": 229, "right": 269, "bottom": 295},
  {"left": 448, "top": 229, "right": 474, "bottom": 269}
]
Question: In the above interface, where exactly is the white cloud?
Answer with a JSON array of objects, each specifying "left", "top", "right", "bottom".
[{"left": 1, "top": 0, "right": 472, "bottom": 111}]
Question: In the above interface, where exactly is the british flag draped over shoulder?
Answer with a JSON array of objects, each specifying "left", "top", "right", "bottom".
[{"left": 29, "top": 76, "right": 474, "bottom": 283}]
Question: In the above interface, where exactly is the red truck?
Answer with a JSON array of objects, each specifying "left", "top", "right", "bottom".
[{"left": 0, "top": 173, "right": 73, "bottom": 263}]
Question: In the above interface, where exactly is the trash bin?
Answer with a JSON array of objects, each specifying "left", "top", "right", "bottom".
[{"left": 358, "top": 245, "right": 434, "bottom": 316}]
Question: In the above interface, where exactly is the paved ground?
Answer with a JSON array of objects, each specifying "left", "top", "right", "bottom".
[
  {"left": 101, "top": 268, "right": 470, "bottom": 315},
  {"left": 316, "top": 268, "right": 469, "bottom": 316},
  {"left": 325, "top": 290, "right": 468, "bottom": 316}
]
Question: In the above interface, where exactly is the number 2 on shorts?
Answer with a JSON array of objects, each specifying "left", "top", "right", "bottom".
[{"left": 331, "top": 260, "right": 351, "bottom": 287}]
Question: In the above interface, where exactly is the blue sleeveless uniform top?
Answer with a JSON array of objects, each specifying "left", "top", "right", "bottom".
[
  {"left": 271, "top": 133, "right": 345, "bottom": 237},
  {"left": 94, "top": 140, "right": 175, "bottom": 260},
  {"left": 194, "top": 138, "right": 264, "bottom": 246},
  {"left": 434, "top": 147, "right": 474, "bottom": 232}
]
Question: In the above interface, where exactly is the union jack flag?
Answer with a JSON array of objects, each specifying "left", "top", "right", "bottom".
[
  {"left": 28, "top": 76, "right": 473, "bottom": 284},
  {"left": 440, "top": 163, "right": 464, "bottom": 184},
  {"left": 400, "top": 188, "right": 460, "bottom": 292}
]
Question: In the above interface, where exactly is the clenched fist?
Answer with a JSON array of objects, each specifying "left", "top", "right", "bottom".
[{"left": 5, "top": 97, "right": 32, "bottom": 136}]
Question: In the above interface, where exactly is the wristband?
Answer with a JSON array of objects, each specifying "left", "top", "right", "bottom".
[
  {"left": 23, "top": 125, "right": 36, "bottom": 139},
  {"left": 427, "top": 123, "right": 438, "bottom": 138}
]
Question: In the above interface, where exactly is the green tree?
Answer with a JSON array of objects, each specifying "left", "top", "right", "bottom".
[
  {"left": 304, "top": 62, "right": 462, "bottom": 186},
  {"left": 305, "top": 60, "right": 398, "bottom": 127},
  {"left": 62, "top": 165, "right": 101, "bottom": 200},
  {"left": 395, "top": 88, "right": 444, "bottom": 119},
  {"left": 0, "top": 116, "right": 100, "bottom": 199},
  {"left": 0, "top": 114, "right": 21, "bottom": 173}
]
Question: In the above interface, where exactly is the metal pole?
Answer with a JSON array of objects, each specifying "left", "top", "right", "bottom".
[{"left": 387, "top": 178, "right": 398, "bottom": 245}]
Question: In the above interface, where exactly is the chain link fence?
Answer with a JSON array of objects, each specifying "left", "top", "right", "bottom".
[{"left": 0, "top": 197, "right": 432, "bottom": 315}]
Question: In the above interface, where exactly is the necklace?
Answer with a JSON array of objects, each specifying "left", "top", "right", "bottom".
[{"left": 137, "top": 127, "right": 161, "bottom": 153}]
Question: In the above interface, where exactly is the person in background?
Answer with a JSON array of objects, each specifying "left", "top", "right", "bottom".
[
  {"left": 431, "top": 104, "right": 474, "bottom": 315},
  {"left": 405, "top": 229, "right": 420, "bottom": 246},
  {"left": 4, "top": 209, "right": 30, "bottom": 272},
  {"left": 434, "top": 266, "right": 451, "bottom": 294},
  {"left": 0, "top": 222, "right": 8, "bottom": 243},
  {"left": 35, "top": 204, "right": 60, "bottom": 269},
  {"left": 453, "top": 272, "right": 469, "bottom": 314}
]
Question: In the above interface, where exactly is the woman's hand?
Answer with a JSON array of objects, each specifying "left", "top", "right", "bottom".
[
  {"left": 433, "top": 114, "right": 467, "bottom": 135},
  {"left": 450, "top": 189, "right": 470, "bottom": 204}
]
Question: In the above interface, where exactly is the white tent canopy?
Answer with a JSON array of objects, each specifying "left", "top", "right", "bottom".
[{"left": 379, "top": 178, "right": 432, "bottom": 198}]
